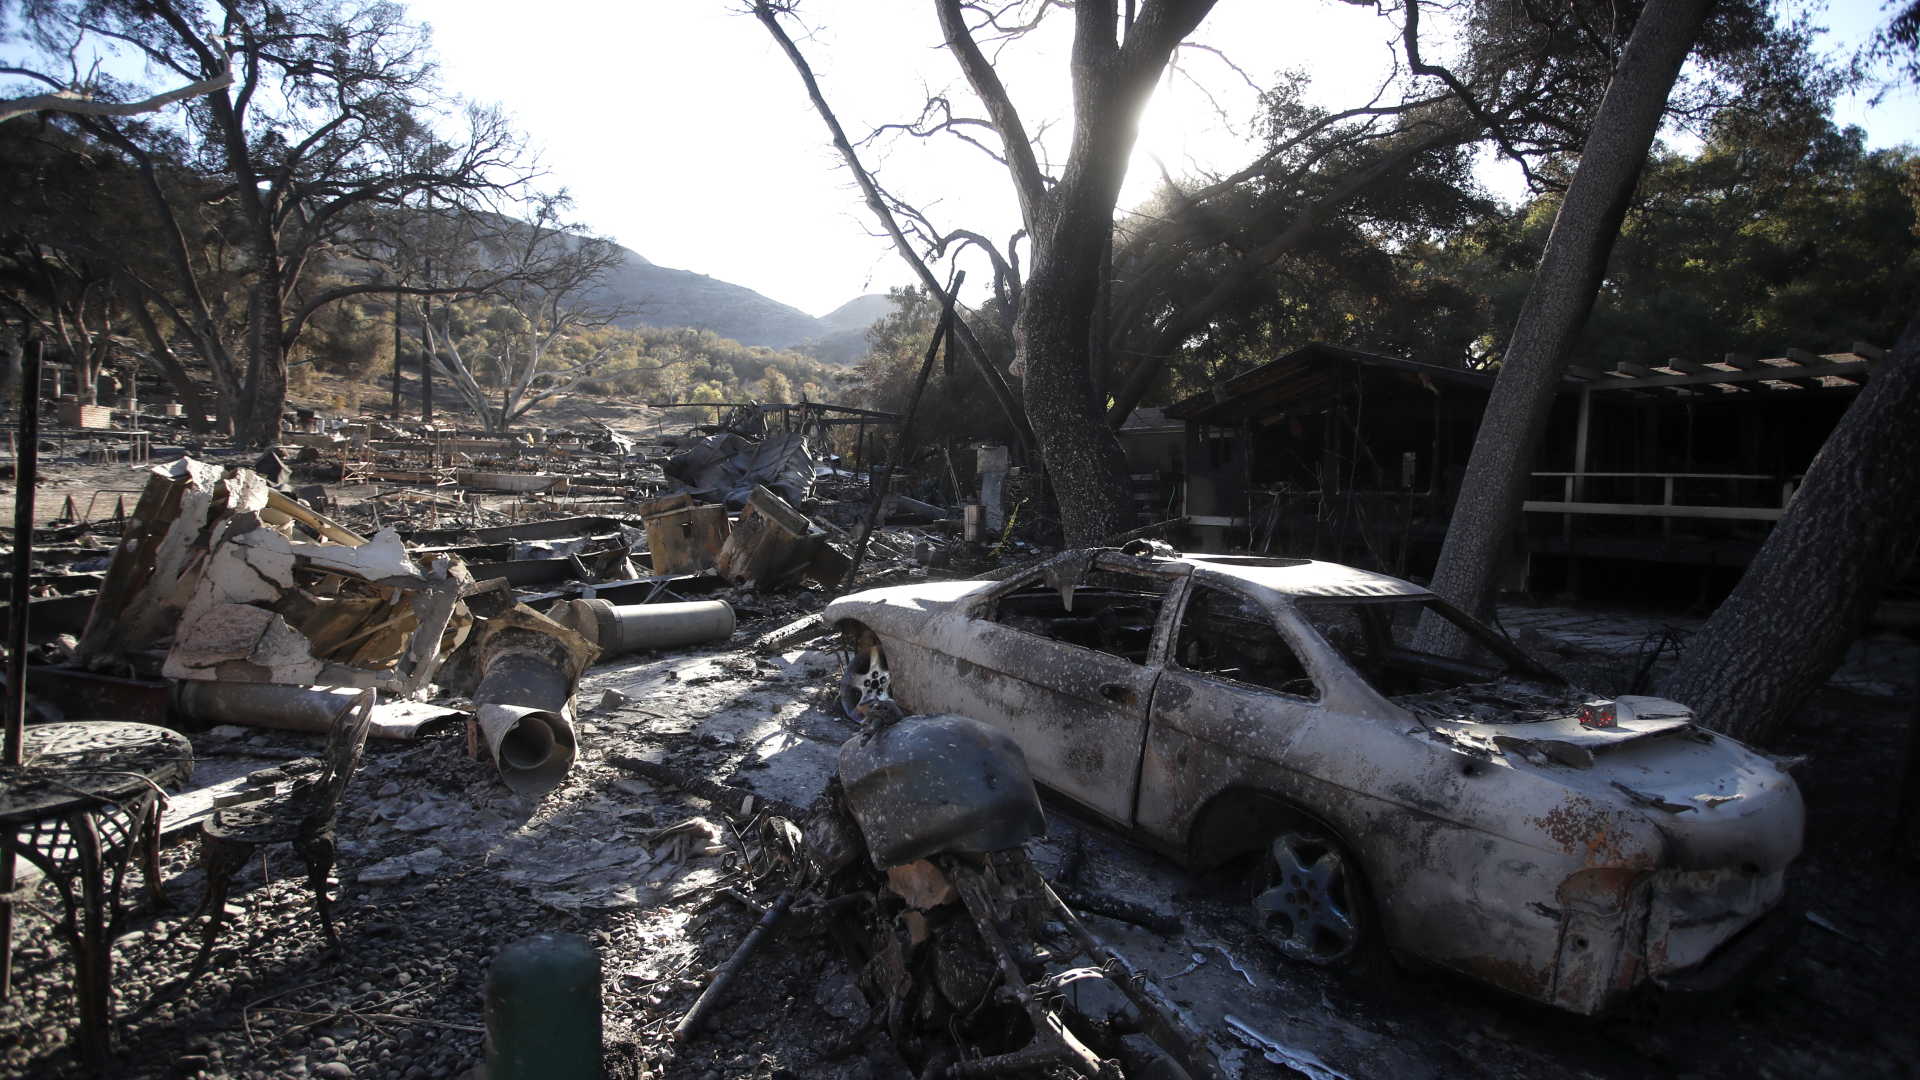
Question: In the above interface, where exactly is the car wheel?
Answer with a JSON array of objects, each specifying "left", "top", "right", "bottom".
[
  {"left": 1251, "top": 825, "right": 1369, "bottom": 967},
  {"left": 837, "top": 625, "right": 892, "bottom": 721}
]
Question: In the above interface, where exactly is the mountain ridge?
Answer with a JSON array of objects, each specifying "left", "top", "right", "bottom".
[{"left": 586, "top": 239, "right": 888, "bottom": 361}]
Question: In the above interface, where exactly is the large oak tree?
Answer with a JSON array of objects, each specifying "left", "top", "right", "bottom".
[{"left": 12, "top": 0, "right": 534, "bottom": 444}]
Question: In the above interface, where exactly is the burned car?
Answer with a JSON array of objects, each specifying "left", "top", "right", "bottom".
[{"left": 822, "top": 548, "right": 1803, "bottom": 1015}]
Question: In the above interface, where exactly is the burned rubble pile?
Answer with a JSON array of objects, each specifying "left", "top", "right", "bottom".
[
  {"left": 8, "top": 406, "right": 1196, "bottom": 1080},
  {"left": 6, "top": 403, "right": 1918, "bottom": 1080}
]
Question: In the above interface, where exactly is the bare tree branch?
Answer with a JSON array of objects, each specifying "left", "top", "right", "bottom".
[
  {"left": 750, "top": 0, "right": 1034, "bottom": 454},
  {"left": 0, "top": 68, "right": 232, "bottom": 124}
]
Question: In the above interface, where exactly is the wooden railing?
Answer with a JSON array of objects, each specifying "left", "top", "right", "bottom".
[{"left": 1523, "top": 471, "right": 1795, "bottom": 522}]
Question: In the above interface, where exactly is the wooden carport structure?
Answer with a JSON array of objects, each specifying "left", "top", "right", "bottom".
[{"left": 1163, "top": 341, "right": 1886, "bottom": 603}]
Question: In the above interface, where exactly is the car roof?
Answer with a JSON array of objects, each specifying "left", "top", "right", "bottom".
[{"left": 1170, "top": 553, "right": 1434, "bottom": 599}]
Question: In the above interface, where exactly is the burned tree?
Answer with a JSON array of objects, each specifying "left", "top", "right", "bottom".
[
  {"left": 13, "top": 0, "right": 535, "bottom": 444},
  {"left": 757, "top": 0, "right": 1215, "bottom": 545},
  {"left": 756, "top": 0, "right": 1786, "bottom": 545},
  {"left": 1657, "top": 318, "right": 1920, "bottom": 746},
  {"left": 1416, "top": 0, "right": 1722, "bottom": 631},
  {"left": 416, "top": 195, "right": 633, "bottom": 433}
]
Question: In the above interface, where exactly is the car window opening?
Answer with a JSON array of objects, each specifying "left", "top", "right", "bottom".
[
  {"left": 1300, "top": 598, "right": 1563, "bottom": 701},
  {"left": 990, "top": 569, "right": 1169, "bottom": 663},
  {"left": 1175, "top": 585, "right": 1319, "bottom": 699}
]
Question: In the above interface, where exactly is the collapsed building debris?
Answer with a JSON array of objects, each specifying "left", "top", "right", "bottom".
[
  {"left": 70, "top": 457, "right": 470, "bottom": 697},
  {"left": 664, "top": 431, "right": 814, "bottom": 509},
  {"left": 638, "top": 493, "right": 728, "bottom": 576}
]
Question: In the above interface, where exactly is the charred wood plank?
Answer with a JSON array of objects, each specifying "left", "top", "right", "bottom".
[{"left": 608, "top": 755, "right": 806, "bottom": 821}]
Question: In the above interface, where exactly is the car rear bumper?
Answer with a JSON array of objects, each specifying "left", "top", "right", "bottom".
[{"left": 1650, "top": 897, "right": 1800, "bottom": 999}]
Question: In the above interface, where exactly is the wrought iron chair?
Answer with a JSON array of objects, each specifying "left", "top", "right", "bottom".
[{"left": 189, "top": 689, "right": 375, "bottom": 973}]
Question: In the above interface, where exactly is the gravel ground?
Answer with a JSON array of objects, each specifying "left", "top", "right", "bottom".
[{"left": 2, "top": 602, "right": 1915, "bottom": 1079}]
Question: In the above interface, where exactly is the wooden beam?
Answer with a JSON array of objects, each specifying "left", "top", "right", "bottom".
[
  {"left": 1784, "top": 347, "right": 1826, "bottom": 367},
  {"left": 1522, "top": 500, "right": 1786, "bottom": 521},
  {"left": 1723, "top": 352, "right": 1762, "bottom": 370},
  {"left": 1851, "top": 341, "right": 1887, "bottom": 362},
  {"left": 1615, "top": 361, "right": 1656, "bottom": 377},
  {"left": 1587, "top": 358, "right": 1871, "bottom": 392},
  {"left": 1565, "top": 364, "right": 1602, "bottom": 381},
  {"left": 1661, "top": 357, "right": 1706, "bottom": 374}
]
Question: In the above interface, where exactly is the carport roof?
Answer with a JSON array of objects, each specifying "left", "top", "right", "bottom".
[{"left": 1162, "top": 343, "right": 1495, "bottom": 425}]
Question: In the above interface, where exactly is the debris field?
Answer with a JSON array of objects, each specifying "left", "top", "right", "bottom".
[{"left": 0, "top": 403, "right": 1914, "bottom": 1080}]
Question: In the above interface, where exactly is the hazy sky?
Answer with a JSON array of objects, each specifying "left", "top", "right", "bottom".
[{"left": 396, "top": 0, "right": 1914, "bottom": 319}]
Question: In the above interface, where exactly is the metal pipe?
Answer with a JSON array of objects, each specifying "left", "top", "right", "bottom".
[
  {"left": 173, "top": 682, "right": 363, "bottom": 733},
  {"left": 475, "top": 705, "right": 574, "bottom": 796},
  {"left": 672, "top": 891, "right": 793, "bottom": 1042},
  {"left": 170, "top": 682, "right": 432, "bottom": 740},
  {"left": 473, "top": 648, "right": 578, "bottom": 796},
  {"left": 552, "top": 598, "right": 733, "bottom": 657}
]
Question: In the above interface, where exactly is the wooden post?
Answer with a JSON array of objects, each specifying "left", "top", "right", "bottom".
[
  {"left": 7, "top": 340, "right": 40, "bottom": 765},
  {"left": 844, "top": 271, "right": 963, "bottom": 589},
  {"left": 2, "top": 339, "right": 41, "bottom": 1000}
]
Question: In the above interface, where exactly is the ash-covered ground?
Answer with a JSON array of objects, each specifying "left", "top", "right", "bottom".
[{"left": 2, "top": 602, "right": 1914, "bottom": 1080}]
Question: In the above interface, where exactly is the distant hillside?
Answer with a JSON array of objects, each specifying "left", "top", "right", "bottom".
[
  {"left": 578, "top": 236, "right": 895, "bottom": 363},
  {"left": 803, "top": 293, "right": 894, "bottom": 365},
  {"left": 589, "top": 249, "right": 825, "bottom": 349},
  {"left": 817, "top": 293, "right": 895, "bottom": 334}
]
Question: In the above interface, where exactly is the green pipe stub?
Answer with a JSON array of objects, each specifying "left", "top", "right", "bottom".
[{"left": 486, "top": 933, "right": 602, "bottom": 1080}]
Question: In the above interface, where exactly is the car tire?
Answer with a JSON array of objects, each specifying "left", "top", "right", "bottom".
[
  {"left": 837, "top": 624, "right": 891, "bottom": 721},
  {"left": 1249, "top": 822, "right": 1373, "bottom": 968}
]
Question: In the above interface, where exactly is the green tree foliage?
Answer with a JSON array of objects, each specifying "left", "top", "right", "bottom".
[
  {"left": 1130, "top": 107, "right": 1917, "bottom": 404},
  {"left": 1408, "top": 116, "right": 1919, "bottom": 369},
  {"left": 852, "top": 286, "right": 1021, "bottom": 448}
]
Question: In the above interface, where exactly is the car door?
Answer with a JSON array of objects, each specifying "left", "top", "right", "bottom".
[
  {"left": 936, "top": 555, "right": 1177, "bottom": 825},
  {"left": 1135, "top": 577, "right": 1327, "bottom": 844}
]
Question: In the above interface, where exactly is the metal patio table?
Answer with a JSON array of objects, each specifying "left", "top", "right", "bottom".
[{"left": 0, "top": 721, "right": 193, "bottom": 1069}]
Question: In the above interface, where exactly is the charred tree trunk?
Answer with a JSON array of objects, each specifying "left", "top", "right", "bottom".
[
  {"left": 128, "top": 299, "right": 215, "bottom": 435},
  {"left": 1658, "top": 314, "right": 1920, "bottom": 746},
  {"left": 1421, "top": 0, "right": 1711, "bottom": 632},
  {"left": 236, "top": 278, "right": 286, "bottom": 446},
  {"left": 946, "top": 0, "right": 1212, "bottom": 546},
  {"left": 391, "top": 289, "right": 404, "bottom": 419},
  {"left": 1020, "top": 250, "right": 1135, "bottom": 545}
]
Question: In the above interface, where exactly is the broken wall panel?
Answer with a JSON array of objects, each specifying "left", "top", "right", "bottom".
[
  {"left": 72, "top": 457, "right": 271, "bottom": 672},
  {"left": 159, "top": 513, "right": 468, "bottom": 696},
  {"left": 69, "top": 457, "right": 474, "bottom": 697}
]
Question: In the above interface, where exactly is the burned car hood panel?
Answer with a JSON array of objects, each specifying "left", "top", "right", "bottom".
[
  {"left": 1429, "top": 696, "right": 1697, "bottom": 769},
  {"left": 1410, "top": 687, "right": 1803, "bottom": 871}
]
